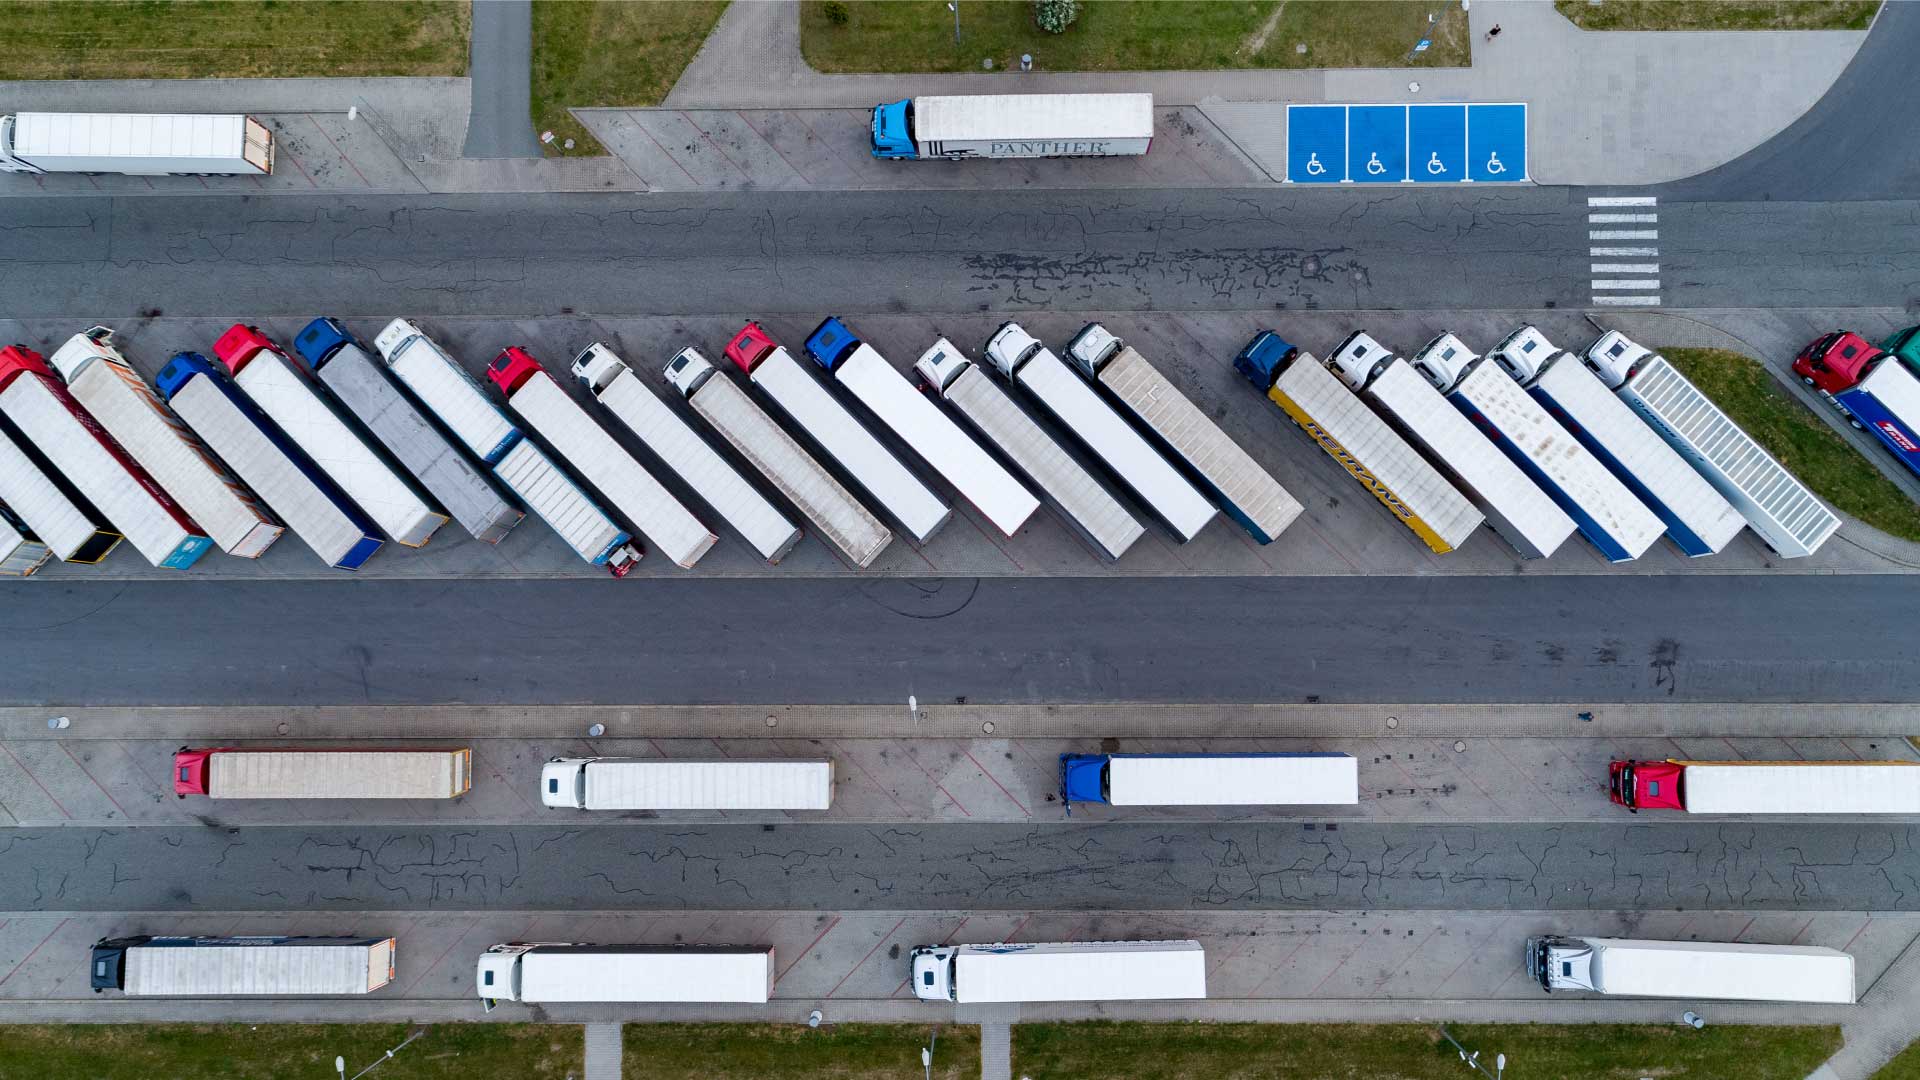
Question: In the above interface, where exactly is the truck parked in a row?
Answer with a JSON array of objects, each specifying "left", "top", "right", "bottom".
[
  {"left": 1060, "top": 752, "right": 1358, "bottom": 808},
  {"left": 0, "top": 503, "right": 50, "bottom": 575},
  {"left": 1527, "top": 936, "right": 1854, "bottom": 1003},
  {"left": 173, "top": 747, "right": 474, "bottom": 800},
  {"left": 912, "top": 939, "right": 1206, "bottom": 1004},
  {"left": 478, "top": 944, "right": 773, "bottom": 1008},
  {"left": 0, "top": 112, "right": 273, "bottom": 175},
  {"left": 871, "top": 93, "right": 1154, "bottom": 161},
  {"left": 1794, "top": 330, "right": 1920, "bottom": 481},
  {"left": 0, "top": 416, "right": 122, "bottom": 564},
  {"left": 1608, "top": 759, "right": 1920, "bottom": 814},
  {"left": 91, "top": 935, "right": 395, "bottom": 996},
  {"left": 541, "top": 758, "right": 834, "bottom": 811}
]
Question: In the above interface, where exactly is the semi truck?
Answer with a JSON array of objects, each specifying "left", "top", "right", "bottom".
[
  {"left": 292, "top": 319, "right": 523, "bottom": 545},
  {"left": 155, "top": 352, "right": 383, "bottom": 570},
  {"left": 911, "top": 940, "right": 1206, "bottom": 1004},
  {"left": 1060, "top": 752, "right": 1359, "bottom": 808},
  {"left": 0, "top": 503, "right": 51, "bottom": 576},
  {"left": 1608, "top": 759, "right": 1920, "bottom": 814},
  {"left": 573, "top": 343, "right": 801, "bottom": 563},
  {"left": 1236, "top": 331, "right": 1481, "bottom": 554},
  {"left": 1068, "top": 324, "right": 1303, "bottom": 544},
  {"left": 541, "top": 757, "right": 835, "bottom": 811},
  {"left": 91, "top": 935, "right": 395, "bottom": 996},
  {"left": 805, "top": 318, "right": 1040, "bottom": 538},
  {"left": 1584, "top": 331, "right": 1840, "bottom": 558},
  {"left": 1793, "top": 330, "right": 1920, "bottom": 480},
  {"left": 1412, "top": 332, "right": 1664, "bottom": 563},
  {"left": 1526, "top": 936, "right": 1854, "bottom": 1003},
  {"left": 0, "top": 112, "right": 273, "bottom": 175},
  {"left": 665, "top": 347, "right": 892, "bottom": 568},
  {"left": 49, "top": 326, "right": 283, "bottom": 559},
  {"left": 1882, "top": 324, "right": 1920, "bottom": 367},
  {"left": 986, "top": 323, "right": 1216, "bottom": 542},
  {"left": 0, "top": 345, "right": 212, "bottom": 568},
  {"left": 727, "top": 323, "right": 951, "bottom": 543},
  {"left": 871, "top": 93, "right": 1154, "bottom": 161},
  {"left": 489, "top": 347, "right": 716, "bottom": 569},
  {"left": 173, "top": 747, "right": 474, "bottom": 800},
  {"left": 1489, "top": 326, "right": 1744, "bottom": 558},
  {"left": 915, "top": 337, "right": 1144, "bottom": 559},
  {"left": 0, "top": 419, "right": 121, "bottom": 563},
  {"left": 1329, "top": 332, "right": 1574, "bottom": 559},
  {"left": 372, "top": 320, "right": 639, "bottom": 576},
  {"left": 215, "top": 325, "right": 446, "bottom": 548},
  {"left": 479, "top": 943, "right": 774, "bottom": 1007}
]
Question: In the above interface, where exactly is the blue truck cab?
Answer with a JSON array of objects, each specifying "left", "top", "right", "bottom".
[
  {"left": 1059, "top": 753, "right": 1112, "bottom": 807},
  {"left": 871, "top": 100, "right": 916, "bottom": 159},
  {"left": 1232, "top": 331, "right": 1300, "bottom": 393},
  {"left": 291, "top": 316, "right": 356, "bottom": 370},
  {"left": 803, "top": 316, "right": 862, "bottom": 371}
]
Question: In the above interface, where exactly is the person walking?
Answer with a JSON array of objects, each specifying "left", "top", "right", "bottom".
[{"left": 1485, "top": 23, "right": 1502, "bottom": 41}]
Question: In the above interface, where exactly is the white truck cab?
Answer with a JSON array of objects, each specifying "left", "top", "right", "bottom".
[
  {"left": 985, "top": 322, "right": 1044, "bottom": 377},
  {"left": 911, "top": 946, "right": 958, "bottom": 1001},
  {"left": 1489, "top": 325, "right": 1559, "bottom": 384},
  {"left": 1583, "top": 330, "right": 1657, "bottom": 389},
  {"left": 1411, "top": 333, "right": 1479, "bottom": 393},
  {"left": 1064, "top": 322, "right": 1124, "bottom": 376},
  {"left": 540, "top": 759, "right": 587, "bottom": 808},
  {"left": 476, "top": 943, "right": 532, "bottom": 1004},
  {"left": 1328, "top": 332, "right": 1396, "bottom": 391}
]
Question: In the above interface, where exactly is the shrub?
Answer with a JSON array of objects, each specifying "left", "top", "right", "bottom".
[
  {"left": 1034, "top": 0, "right": 1078, "bottom": 34},
  {"left": 822, "top": 1, "right": 849, "bottom": 26}
]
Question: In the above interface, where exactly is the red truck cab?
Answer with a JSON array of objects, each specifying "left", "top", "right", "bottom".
[
  {"left": 724, "top": 322, "right": 778, "bottom": 374},
  {"left": 0, "top": 344, "right": 53, "bottom": 391},
  {"left": 211, "top": 324, "right": 285, "bottom": 377},
  {"left": 1793, "top": 331, "right": 1882, "bottom": 395},
  {"left": 487, "top": 347, "right": 543, "bottom": 396},
  {"left": 172, "top": 748, "right": 216, "bottom": 796},
  {"left": 1608, "top": 759, "right": 1686, "bottom": 812}
]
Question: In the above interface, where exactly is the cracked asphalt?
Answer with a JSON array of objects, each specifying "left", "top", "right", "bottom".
[{"left": 9, "top": 821, "right": 1920, "bottom": 912}]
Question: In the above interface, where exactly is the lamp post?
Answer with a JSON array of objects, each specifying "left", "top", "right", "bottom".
[
  {"left": 1438, "top": 1026, "right": 1506, "bottom": 1080},
  {"left": 947, "top": 2, "right": 960, "bottom": 43},
  {"left": 337, "top": 1028, "right": 426, "bottom": 1080}
]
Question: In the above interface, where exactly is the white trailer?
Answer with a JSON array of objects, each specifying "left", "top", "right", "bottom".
[
  {"left": 0, "top": 112, "right": 273, "bottom": 175},
  {"left": 49, "top": 327, "right": 283, "bottom": 558},
  {"left": 1527, "top": 936, "right": 1855, "bottom": 1003},
  {"left": 176, "top": 747, "right": 473, "bottom": 800},
  {"left": 1619, "top": 761, "right": 1920, "bottom": 815},
  {"left": 1062, "top": 752, "right": 1359, "bottom": 807},
  {"left": 478, "top": 944, "right": 774, "bottom": 1006},
  {"left": 1332, "top": 334, "right": 1574, "bottom": 559},
  {"left": 1585, "top": 332, "right": 1841, "bottom": 558},
  {"left": 1490, "top": 327, "right": 1745, "bottom": 558},
  {"left": 0, "top": 421, "right": 121, "bottom": 563},
  {"left": 0, "top": 503, "right": 51, "bottom": 576},
  {"left": 729, "top": 326, "right": 951, "bottom": 543},
  {"left": 872, "top": 93, "right": 1154, "bottom": 161},
  {"left": 0, "top": 347, "right": 212, "bottom": 568},
  {"left": 489, "top": 348, "right": 715, "bottom": 569},
  {"left": 493, "top": 440, "right": 641, "bottom": 574},
  {"left": 912, "top": 940, "right": 1206, "bottom": 1004},
  {"left": 374, "top": 320, "right": 520, "bottom": 464},
  {"left": 916, "top": 338, "right": 1143, "bottom": 559},
  {"left": 986, "top": 323, "right": 1216, "bottom": 542},
  {"left": 218, "top": 327, "right": 445, "bottom": 548},
  {"left": 1069, "top": 324, "right": 1302, "bottom": 544},
  {"left": 807, "top": 321, "right": 1039, "bottom": 537},
  {"left": 574, "top": 344, "right": 800, "bottom": 563},
  {"left": 542, "top": 757, "right": 834, "bottom": 811},
  {"left": 666, "top": 347, "right": 892, "bottom": 568},
  {"left": 92, "top": 936, "right": 394, "bottom": 996}
]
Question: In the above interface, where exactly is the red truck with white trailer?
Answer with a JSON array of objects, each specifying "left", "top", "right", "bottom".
[
  {"left": 1609, "top": 759, "right": 1920, "bottom": 814},
  {"left": 174, "top": 747, "right": 473, "bottom": 800}
]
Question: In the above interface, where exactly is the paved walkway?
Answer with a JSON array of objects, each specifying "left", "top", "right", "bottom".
[
  {"left": 464, "top": 0, "right": 542, "bottom": 157},
  {"left": 584, "top": 1022, "right": 622, "bottom": 1080},
  {"left": 980, "top": 1019, "right": 1012, "bottom": 1080}
]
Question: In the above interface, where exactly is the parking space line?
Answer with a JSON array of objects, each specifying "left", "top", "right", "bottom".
[
  {"left": 400, "top": 917, "right": 476, "bottom": 995},
  {"left": 1789, "top": 915, "right": 1817, "bottom": 944},
  {"left": 1431, "top": 915, "right": 1503, "bottom": 991},
  {"left": 0, "top": 919, "right": 69, "bottom": 988},
  {"left": 825, "top": 916, "right": 907, "bottom": 998},
  {"left": 1588, "top": 196, "right": 1658, "bottom": 207},
  {"left": 1590, "top": 247, "right": 1659, "bottom": 257},
  {"left": 629, "top": 113, "right": 702, "bottom": 187},
  {"left": 58, "top": 743, "right": 128, "bottom": 818},
  {"left": 1593, "top": 295, "right": 1661, "bottom": 306},
  {"left": 733, "top": 111, "right": 812, "bottom": 186},
  {"left": 900, "top": 744, "right": 970, "bottom": 818},
  {"left": 1592, "top": 280, "right": 1662, "bottom": 290},
  {"left": 961, "top": 748, "right": 1030, "bottom": 818},
  {"left": 832, "top": 740, "right": 915, "bottom": 817},
  {"left": 307, "top": 115, "right": 371, "bottom": 187},
  {"left": 1589, "top": 230, "right": 1658, "bottom": 240},
  {"left": 1587, "top": 213, "right": 1658, "bottom": 224},
  {"left": 0, "top": 743, "right": 70, "bottom": 820},
  {"left": 680, "top": 112, "right": 752, "bottom": 180},
  {"left": 1842, "top": 917, "right": 1875, "bottom": 954},
  {"left": 1591, "top": 263, "right": 1660, "bottom": 274},
  {"left": 775, "top": 915, "right": 841, "bottom": 985}
]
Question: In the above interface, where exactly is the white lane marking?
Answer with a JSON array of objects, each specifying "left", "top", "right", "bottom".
[
  {"left": 1594, "top": 295, "right": 1661, "bottom": 306},
  {"left": 1587, "top": 196, "right": 1658, "bottom": 207},
  {"left": 1591, "top": 246, "right": 1660, "bottom": 257},
  {"left": 1590, "top": 229, "right": 1658, "bottom": 240},
  {"left": 1592, "top": 279, "right": 1663, "bottom": 290},
  {"left": 1591, "top": 263, "right": 1661, "bottom": 274},
  {"left": 1588, "top": 213, "right": 1659, "bottom": 223}
]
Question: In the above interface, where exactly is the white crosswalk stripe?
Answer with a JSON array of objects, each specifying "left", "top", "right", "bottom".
[{"left": 1587, "top": 195, "right": 1660, "bottom": 308}]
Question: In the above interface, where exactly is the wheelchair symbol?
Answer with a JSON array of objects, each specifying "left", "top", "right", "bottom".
[
  {"left": 1305, "top": 152, "right": 1327, "bottom": 176},
  {"left": 1365, "top": 152, "right": 1386, "bottom": 176},
  {"left": 1485, "top": 151, "right": 1507, "bottom": 175},
  {"left": 1426, "top": 152, "right": 1447, "bottom": 176}
]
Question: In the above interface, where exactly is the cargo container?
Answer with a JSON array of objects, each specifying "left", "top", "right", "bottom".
[
  {"left": 911, "top": 940, "right": 1206, "bottom": 1004},
  {"left": 542, "top": 757, "right": 834, "bottom": 811},
  {"left": 1236, "top": 332, "right": 1480, "bottom": 554},
  {"left": 215, "top": 325, "right": 445, "bottom": 548},
  {"left": 155, "top": 352, "right": 383, "bottom": 570},
  {"left": 1584, "top": 331, "right": 1840, "bottom": 558},
  {"left": 91, "top": 935, "right": 394, "bottom": 996},
  {"left": 0, "top": 502, "right": 51, "bottom": 576},
  {"left": 370, "top": 320, "right": 637, "bottom": 574},
  {"left": 1794, "top": 331, "right": 1920, "bottom": 481},
  {"left": 915, "top": 337, "right": 1144, "bottom": 559},
  {"left": 1608, "top": 759, "right": 1920, "bottom": 814},
  {"left": 573, "top": 343, "right": 800, "bottom": 563},
  {"left": 1069, "top": 324, "right": 1302, "bottom": 544},
  {"left": 666, "top": 347, "right": 891, "bottom": 568},
  {"left": 1060, "top": 752, "right": 1359, "bottom": 807},
  {"left": 871, "top": 93, "right": 1154, "bottom": 161},
  {"left": 1334, "top": 333, "right": 1573, "bottom": 558},
  {"left": 173, "top": 747, "right": 474, "bottom": 800},
  {"left": 1412, "top": 332, "right": 1663, "bottom": 563},
  {"left": 489, "top": 347, "right": 715, "bottom": 569},
  {"left": 986, "top": 323, "right": 1215, "bottom": 542},
  {"left": 0, "top": 345, "right": 211, "bottom": 568},
  {"left": 49, "top": 326, "right": 283, "bottom": 559},
  {"left": 0, "top": 420, "right": 120, "bottom": 563},
  {"left": 1489, "top": 326, "right": 1743, "bottom": 557},
  {"left": 805, "top": 319, "right": 1038, "bottom": 537},
  {"left": 478, "top": 944, "right": 774, "bottom": 1007},
  {"left": 1527, "top": 936, "right": 1854, "bottom": 1003},
  {"left": 727, "top": 323, "right": 951, "bottom": 544},
  {"left": 1882, "top": 324, "right": 1920, "bottom": 368},
  {"left": 0, "top": 112, "right": 272, "bottom": 175},
  {"left": 293, "top": 318, "right": 523, "bottom": 545}
]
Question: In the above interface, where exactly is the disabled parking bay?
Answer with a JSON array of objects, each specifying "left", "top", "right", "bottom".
[{"left": 1284, "top": 103, "right": 1528, "bottom": 184}]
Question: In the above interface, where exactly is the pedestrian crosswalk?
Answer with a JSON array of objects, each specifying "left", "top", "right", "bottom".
[{"left": 1587, "top": 195, "right": 1660, "bottom": 307}]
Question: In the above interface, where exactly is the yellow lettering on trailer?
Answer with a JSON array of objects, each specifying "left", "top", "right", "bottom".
[{"left": 1267, "top": 386, "right": 1455, "bottom": 554}]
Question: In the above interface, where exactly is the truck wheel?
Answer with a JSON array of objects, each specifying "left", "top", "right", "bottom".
[{"left": 1849, "top": 419, "right": 1865, "bottom": 430}]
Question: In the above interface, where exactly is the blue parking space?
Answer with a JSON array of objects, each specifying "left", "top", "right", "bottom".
[{"left": 1285, "top": 103, "right": 1527, "bottom": 184}]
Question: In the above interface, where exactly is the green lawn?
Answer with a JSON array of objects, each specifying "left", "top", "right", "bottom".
[
  {"left": 1873, "top": 1036, "right": 1920, "bottom": 1079},
  {"left": 622, "top": 1023, "right": 978, "bottom": 1079},
  {"left": 1555, "top": 1, "right": 1879, "bottom": 30},
  {"left": 0, "top": 1, "right": 469, "bottom": 79},
  {"left": 0, "top": 1023, "right": 579, "bottom": 1080},
  {"left": 530, "top": 0, "right": 731, "bottom": 157},
  {"left": 1663, "top": 347, "right": 1920, "bottom": 542},
  {"left": 802, "top": 0, "right": 1469, "bottom": 73},
  {"left": 1013, "top": 1021, "right": 1842, "bottom": 1080}
]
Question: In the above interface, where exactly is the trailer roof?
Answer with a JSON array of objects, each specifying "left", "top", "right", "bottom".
[
  {"left": 1586, "top": 939, "right": 1853, "bottom": 1003},
  {"left": 915, "top": 94, "right": 1154, "bottom": 143},
  {"left": 12, "top": 112, "right": 249, "bottom": 161},
  {"left": 1683, "top": 762, "right": 1920, "bottom": 814}
]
